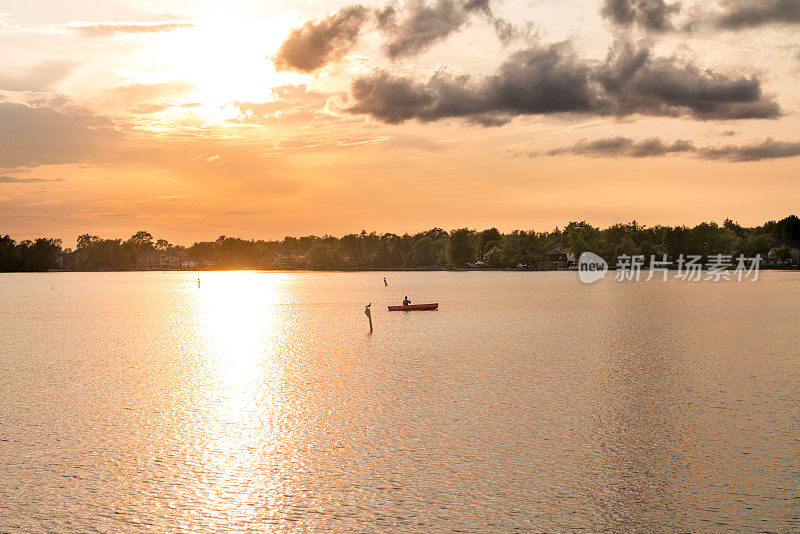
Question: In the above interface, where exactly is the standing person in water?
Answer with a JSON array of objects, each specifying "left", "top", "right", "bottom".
[{"left": 403, "top": 296, "right": 411, "bottom": 306}]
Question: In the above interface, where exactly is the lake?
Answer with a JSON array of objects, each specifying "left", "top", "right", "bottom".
[{"left": 1, "top": 271, "right": 798, "bottom": 532}]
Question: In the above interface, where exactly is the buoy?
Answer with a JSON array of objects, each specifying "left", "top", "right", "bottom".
[{"left": 197, "top": 278, "right": 200, "bottom": 288}]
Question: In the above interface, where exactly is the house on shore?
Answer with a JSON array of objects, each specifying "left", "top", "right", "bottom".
[
  {"left": 265, "top": 252, "right": 308, "bottom": 269},
  {"left": 547, "top": 248, "right": 576, "bottom": 269},
  {"left": 58, "top": 251, "right": 75, "bottom": 271},
  {"left": 135, "top": 251, "right": 191, "bottom": 270}
]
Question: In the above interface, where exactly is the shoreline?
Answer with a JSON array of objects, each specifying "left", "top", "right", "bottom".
[{"left": 2, "top": 267, "right": 798, "bottom": 274}]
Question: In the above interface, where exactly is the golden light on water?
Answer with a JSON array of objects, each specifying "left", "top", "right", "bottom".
[
  {"left": 189, "top": 272, "right": 294, "bottom": 525},
  {"left": 198, "top": 272, "right": 287, "bottom": 366}
]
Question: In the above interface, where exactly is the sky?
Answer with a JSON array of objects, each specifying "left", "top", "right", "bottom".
[{"left": 1, "top": 0, "right": 799, "bottom": 245}]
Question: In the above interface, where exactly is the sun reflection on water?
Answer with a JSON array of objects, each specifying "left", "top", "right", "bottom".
[{"left": 187, "top": 271, "right": 296, "bottom": 526}]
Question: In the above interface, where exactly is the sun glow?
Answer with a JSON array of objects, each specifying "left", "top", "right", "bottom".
[{"left": 130, "top": 7, "right": 305, "bottom": 122}]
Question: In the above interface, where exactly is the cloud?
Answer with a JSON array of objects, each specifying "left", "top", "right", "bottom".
[
  {"left": 381, "top": 0, "right": 474, "bottom": 59},
  {"left": 98, "top": 82, "right": 195, "bottom": 114},
  {"left": 71, "top": 22, "right": 194, "bottom": 37},
  {"left": 381, "top": 0, "right": 520, "bottom": 58},
  {"left": 600, "top": 0, "right": 681, "bottom": 32},
  {"left": 697, "top": 137, "right": 800, "bottom": 161},
  {"left": 0, "top": 175, "right": 64, "bottom": 183},
  {"left": 600, "top": 1, "right": 800, "bottom": 33},
  {"left": 533, "top": 136, "right": 800, "bottom": 162},
  {"left": 232, "top": 84, "right": 338, "bottom": 125},
  {"left": 713, "top": 0, "right": 800, "bottom": 29},
  {"left": 345, "top": 40, "right": 781, "bottom": 124},
  {"left": 595, "top": 41, "right": 780, "bottom": 120},
  {"left": 273, "top": 5, "right": 370, "bottom": 72},
  {"left": 273, "top": 0, "right": 519, "bottom": 72},
  {"left": 0, "top": 101, "right": 122, "bottom": 168},
  {"left": 346, "top": 42, "right": 596, "bottom": 125},
  {"left": 0, "top": 60, "right": 75, "bottom": 91},
  {"left": 545, "top": 136, "right": 694, "bottom": 157}
]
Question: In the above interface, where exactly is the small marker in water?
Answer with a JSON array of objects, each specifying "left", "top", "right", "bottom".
[
  {"left": 365, "top": 303, "right": 373, "bottom": 333},
  {"left": 197, "top": 278, "right": 200, "bottom": 288}
]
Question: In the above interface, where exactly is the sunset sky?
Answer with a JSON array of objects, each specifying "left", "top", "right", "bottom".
[{"left": 1, "top": 0, "right": 799, "bottom": 245}]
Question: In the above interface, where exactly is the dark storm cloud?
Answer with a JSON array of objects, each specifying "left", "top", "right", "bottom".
[
  {"left": 72, "top": 23, "right": 194, "bottom": 37},
  {"left": 273, "top": 5, "right": 371, "bottom": 72},
  {"left": 600, "top": 0, "right": 800, "bottom": 32},
  {"left": 380, "top": 0, "right": 493, "bottom": 59},
  {"left": 346, "top": 71, "right": 434, "bottom": 124},
  {"left": 595, "top": 41, "right": 781, "bottom": 120},
  {"left": 600, "top": 0, "right": 681, "bottom": 32},
  {"left": 545, "top": 136, "right": 694, "bottom": 157},
  {"left": 345, "top": 41, "right": 781, "bottom": 124},
  {"left": 380, "top": 0, "right": 522, "bottom": 58},
  {"left": 697, "top": 138, "right": 800, "bottom": 161},
  {"left": 714, "top": 0, "right": 800, "bottom": 29},
  {"left": 346, "top": 42, "right": 595, "bottom": 125}
]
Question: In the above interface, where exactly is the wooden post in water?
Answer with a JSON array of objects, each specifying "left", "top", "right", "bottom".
[
  {"left": 365, "top": 304, "right": 373, "bottom": 333},
  {"left": 197, "top": 278, "right": 200, "bottom": 289}
]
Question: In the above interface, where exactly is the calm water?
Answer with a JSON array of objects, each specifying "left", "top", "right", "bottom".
[{"left": 1, "top": 271, "right": 798, "bottom": 533}]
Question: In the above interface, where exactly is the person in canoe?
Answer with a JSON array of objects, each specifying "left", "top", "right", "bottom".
[{"left": 402, "top": 296, "right": 411, "bottom": 306}]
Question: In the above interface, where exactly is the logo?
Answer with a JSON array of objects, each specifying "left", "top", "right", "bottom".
[{"left": 578, "top": 252, "right": 608, "bottom": 283}]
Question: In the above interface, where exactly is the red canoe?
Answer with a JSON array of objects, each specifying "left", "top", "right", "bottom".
[{"left": 387, "top": 303, "right": 438, "bottom": 311}]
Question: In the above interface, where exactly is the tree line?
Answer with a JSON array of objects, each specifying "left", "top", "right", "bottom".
[{"left": 1, "top": 215, "right": 798, "bottom": 272}]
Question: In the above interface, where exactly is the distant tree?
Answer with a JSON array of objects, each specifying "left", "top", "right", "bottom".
[
  {"left": 412, "top": 236, "right": 433, "bottom": 266},
  {"left": 483, "top": 245, "right": 502, "bottom": 267},
  {"left": 745, "top": 234, "right": 771, "bottom": 256},
  {"left": 76, "top": 234, "right": 99, "bottom": 249},
  {"left": 18, "top": 238, "right": 62, "bottom": 271},
  {"left": 308, "top": 242, "right": 335, "bottom": 269},
  {"left": 775, "top": 215, "right": 800, "bottom": 241},
  {"left": 6, "top": 213, "right": 800, "bottom": 272},
  {"left": 0, "top": 236, "right": 62, "bottom": 271},
  {"left": 477, "top": 228, "right": 502, "bottom": 259},
  {"left": 74, "top": 239, "right": 131, "bottom": 271},
  {"left": 614, "top": 237, "right": 640, "bottom": 263},
  {"left": 128, "top": 231, "right": 154, "bottom": 250},
  {"left": 447, "top": 228, "right": 476, "bottom": 266},
  {"left": 771, "top": 245, "right": 792, "bottom": 265},
  {"left": 0, "top": 235, "right": 19, "bottom": 271},
  {"left": 664, "top": 226, "right": 690, "bottom": 260},
  {"left": 188, "top": 241, "right": 217, "bottom": 265},
  {"left": 571, "top": 237, "right": 590, "bottom": 259},
  {"left": 563, "top": 221, "right": 599, "bottom": 259},
  {"left": 379, "top": 233, "right": 404, "bottom": 267},
  {"left": 213, "top": 236, "right": 265, "bottom": 269},
  {"left": 339, "top": 234, "right": 364, "bottom": 267},
  {"left": 431, "top": 238, "right": 449, "bottom": 266},
  {"left": 724, "top": 218, "right": 746, "bottom": 239}
]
